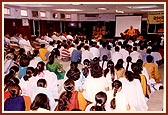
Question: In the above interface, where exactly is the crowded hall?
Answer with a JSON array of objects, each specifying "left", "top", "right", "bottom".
[{"left": 3, "top": 2, "right": 165, "bottom": 112}]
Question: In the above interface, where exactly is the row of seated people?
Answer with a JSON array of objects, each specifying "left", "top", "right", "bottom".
[{"left": 4, "top": 38, "right": 163, "bottom": 111}]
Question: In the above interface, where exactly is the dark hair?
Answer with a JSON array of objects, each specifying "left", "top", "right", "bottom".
[
  {"left": 30, "top": 93, "right": 50, "bottom": 110},
  {"left": 115, "top": 46, "right": 120, "bottom": 52},
  {"left": 125, "top": 71, "right": 134, "bottom": 82},
  {"left": 19, "top": 54, "right": 30, "bottom": 67},
  {"left": 37, "top": 79, "right": 47, "bottom": 87},
  {"left": 57, "top": 79, "right": 75, "bottom": 111},
  {"left": 146, "top": 55, "right": 154, "bottom": 63},
  {"left": 90, "top": 91, "right": 107, "bottom": 111},
  {"left": 83, "top": 59, "right": 90, "bottom": 66},
  {"left": 23, "top": 67, "right": 35, "bottom": 81},
  {"left": 84, "top": 45, "right": 89, "bottom": 50},
  {"left": 33, "top": 50, "right": 39, "bottom": 57},
  {"left": 8, "top": 84, "right": 21, "bottom": 98},
  {"left": 66, "top": 62, "right": 80, "bottom": 81},
  {"left": 104, "top": 60, "right": 114, "bottom": 78},
  {"left": 131, "top": 63, "right": 141, "bottom": 82},
  {"left": 41, "top": 44, "right": 45, "bottom": 48},
  {"left": 101, "top": 55, "right": 108, "bottom": 68},
  {"left": 126, "top": 56, "right": 132, "bottom": 71},
  {"left": 48, "top": 54, "right": 55, "bottom": 65},
  {"left": 34, "top": 61, "right": 45, "bottom": 76},
  {"left": 110, "top": 80, "right": 122, "bottom": 109},
  {"left": 4, "top": 66, "right": 19, "bottom": 84},
  {"left": 90, "top": 65, "right": 103, "bottom": 78},
  {"left": 115, "top": 59, "right": 124, "bottom": 71}
]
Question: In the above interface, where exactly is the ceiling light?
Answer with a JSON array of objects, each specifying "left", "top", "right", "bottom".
[
  {"left": 54, "top": 9, "right": 83, "bottom": 12},
  {"left": 141, "top": 9, "right": 164, "bottom": 12},
  {"left": 97, "top": 7, "right": 108, "bottom": 10},
  {"left": 126, "top": 5, "right": 158, "bottom": 9},
  {"left": 116, "top": 10, "right": 124, "bottom": 13},
  {"left": 71, "top": 3, "right": 82, "bottom": 5}
]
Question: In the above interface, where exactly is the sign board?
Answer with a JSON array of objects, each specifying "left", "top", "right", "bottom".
[{"left": 147, "top": 12, "right": 164, "bottom": 24}]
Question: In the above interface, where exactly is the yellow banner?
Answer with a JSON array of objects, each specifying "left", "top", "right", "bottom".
[{"left": 147, "top": 12, "right": 164, "bottom": 24}]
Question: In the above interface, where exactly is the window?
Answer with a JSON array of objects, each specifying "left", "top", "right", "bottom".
[
  {"left": 21, "top": 9, "right": 28, "bottom": 17},
  {"left": 147, "top": 24, "right": 164, "bottom": 34},
  {"left": 65, "top": 14, "right": 71, "bottom": 19},
  {"left": 4, "top": 7, "right": 10, "bottom": 15},
  {"left": 40, "top": 11, "right": 46, "bottom": 18}
]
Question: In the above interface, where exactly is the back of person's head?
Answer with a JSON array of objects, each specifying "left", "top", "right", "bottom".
[
  {"left": 18, "top": 48, "right": 25, "bottom": 55},
  {"left": 91, "top": 57, "right": 100, "bottom": 66},
  {"left": 102, "top": 42, "right": 107, "bottom": 48},
  {"left": 9, "top": 48, "right": 15, "bottom": 53},
  {"left": 126, "top": 56, "right": 132, "bottom": 63},
  {"left": 51, "top": 48, "right": 60, "bottom": 57},
  {"left": 4, "top": 66, "right": 19, "bottom": 84},
  {"left": 146, "top": 48, "right": 152, "bottom": 54},
  {"left": 48, "top": 54, "right": 55, "bottom": 64},
  {"left": 41, "top": 44, "right": 45, "bottom": 48},
  {"left": 133, "top": 46, "right": 137, "bottom": 51},
  {"left": 136, "top": 59, "right": 143, "bottom": 68},
  {"left": 102, "top": 55, "right": 108, "bottom": 61},
  {"left": 19, "top": 54, "right": 30, "bottom": 67},
  {"left": 131, "top": 63, "right": 141, "bottom": 74},
  {"left": 33, "top": 50, "right": 39, "bottom": 57},
  {"left": 115, "top": 59, "right": 124, "bottom": 71},
  {"left": 83, "top": 59, "right": 90, "bottom": 67},
  {"left": 37, "top": 79, "right": 47, "bottom": 88},
  {"left": 64, "top": 79, "right": 75, "bottom": 92},
  {"left": 146, "top": 55, "right": 154, "bottom": 63},
  {"left": 35, "top": 61, "right": 45, "bottom": 73},
  {"left": 30, "top": 93, "right": 50, "bottom": 111},
  {"left": 115, "top": 46, "right": 120, "bottom": 52},
  {"left": 23, "top": 67, "right": 35, "bottom": 81},
  {"left": 91, "top": 65, "right": 103, "bottom": 78},
  {"left": 8, "top": 84, "right": 21, "bottom": 98},
  {"left": 63, "top": 44, "right": 68, "bottom": 49},
  {"left": 90, "top": 91, "right": 107, "bottom": 111},
  {"left": 125, "top": 71, "right": 134, "bottom": 82},
  {"left": 66, "top": 64, "right": 80, "bottom": 81},
  {"left": 84, "top": 45, "right": 89, "bottom": 50},
  {"left": 57, "top": 79, "right": 75, "bottom": 111},
  {"left": 104, "top": 60, "right": 114, "bottom": 77},
  {"left": 110, "top": 80, "right": 122, "bottom": 109},
  {"left": 107, "top": 60, "right": 114, "bottom": 69},
  {"left": 77, "top": 45, "right": 81, "bottom": 50}
]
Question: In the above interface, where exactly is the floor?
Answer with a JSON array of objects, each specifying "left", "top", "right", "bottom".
[{"left": 58, "top": 60, "right": 165, "bottom": 112}]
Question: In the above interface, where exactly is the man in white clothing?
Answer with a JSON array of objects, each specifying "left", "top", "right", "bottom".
[
  {"left": 130, "top": 47, "right": 141, "bottom": 63},
  {"left": 19, "top": 35, "right": 34, "bottom": 54},
  {"left": 111, "top": 46, "right": 123, "bottom": 66},
  {"left": 89, "top": 42, "right": 100, "bottom": 59},
  {"left": 66, "top": 32, "right": 74, "bottom": 40},
  {"left": 82, "top": 45, "right": 94, "bottom": 64}
]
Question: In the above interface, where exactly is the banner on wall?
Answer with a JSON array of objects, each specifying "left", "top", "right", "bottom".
[{"left": 147, "top": 12, "right": 164, "bottom": 24}]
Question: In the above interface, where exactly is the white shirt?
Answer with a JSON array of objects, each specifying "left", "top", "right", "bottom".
[
  {"left": 66, "top": 35, "right": 73, "bottom": 40},
  {"left": 151, "top": 52, "right": 162, "bottom": 66},
  {"left": 19, "top": 39, "right": 33, "bottom": 53},
  {"left": 30, "top": 70, "right": 59, "bottom": 99},
  {"left": 119, "top": 48, "right": 129, "bottom": 62},
  {"left": 44, "top": 36, "right": 53, "bottom": 42},
  {"left": 119, "top": 77, "right": 148, "bottom": 111},
  {"left": 82, "top": 76, "right": 109, "bottom": 103},
  {"left": 81, "top": 50, "right": 94, "bottom": 64},
  {"left": 106, "top": 90, "right": 131, "bottom": 112},
  {"left": 111, "top": 52, "right": 123, "bottom": 66},
  {"left": 130, "top": 51, "right": 141, "bottom": 63},
  {"left": 90, "top": 47, "right": 100, "bottom": 58}
]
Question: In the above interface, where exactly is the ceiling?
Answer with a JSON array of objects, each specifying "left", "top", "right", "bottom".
[{"left": 4, "top": 2, "right": 165, "bottom": 14}]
